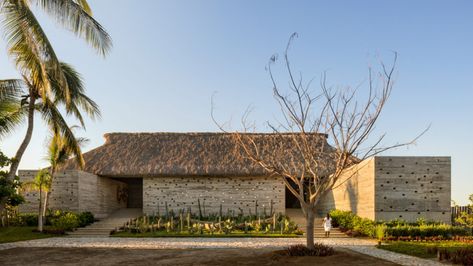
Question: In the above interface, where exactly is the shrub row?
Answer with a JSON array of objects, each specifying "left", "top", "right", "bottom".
[
  {"left": 329, "top": 209, "right": 472, "bottom": 239},
  {"left": 386, "top": 225, "right": 472, "bottom": 238},
  {"left": 11, "top": 210, "right": 94, "bottom": 231}
]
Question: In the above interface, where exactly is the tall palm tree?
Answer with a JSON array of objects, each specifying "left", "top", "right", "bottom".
[{"left": 0, "top": 0, "right": 111, "bottom": 180}]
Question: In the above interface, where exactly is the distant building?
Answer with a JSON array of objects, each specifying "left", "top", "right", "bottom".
[{"left": 19, "top": 132, "right": 451, "bottom": 223}]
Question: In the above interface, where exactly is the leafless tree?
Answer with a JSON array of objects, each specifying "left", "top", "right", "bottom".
[{"left": 213, "top": 33, "right": 426, "bottom": 249}]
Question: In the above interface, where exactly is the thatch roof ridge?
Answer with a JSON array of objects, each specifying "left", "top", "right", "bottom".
[{"left": 103, "top": 131, "right": 328, "bottom": 143}]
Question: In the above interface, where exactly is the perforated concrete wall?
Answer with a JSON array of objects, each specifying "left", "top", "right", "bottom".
[
  {"left": 374, "top": 157, "right": 451, "bottom": 223},
  {"left": 143, "top": 176, "right": 285, "bottom": 216},
  {"left": 19, "top": 170, "right": 127, "bottom": 219},
  {"left": 316, "top": 156, "right": 451, "bottom": 223}
]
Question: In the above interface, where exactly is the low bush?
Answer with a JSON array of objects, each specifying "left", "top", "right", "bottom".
[
  {"left": 78, "top": 211, "right": 95, "bottom": 227},
  {"left": 283, "top": 243, "right": 335, "bottom": 256},
  {"left": 11, "top": 214, "right": 38, "bottom": 227},
  {"left": 329, "top": 209, "right": 376, "bottom": 237},
  {"left": 50, "top": 212, "right": 79, "bottom": 231}
]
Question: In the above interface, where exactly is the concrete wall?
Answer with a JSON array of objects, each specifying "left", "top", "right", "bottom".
[
  {"left": 19, "top": 170, "right": 80, "bottom": 213},
  {"left": 19, "top": 170, "right": 127, "bottom": 219},
  {"left": 143, "top": 176, "right": 285, "bottom": 216},
  {"left": 316, "top": 156, "right": 451, "bottom": 223},
  {"left": 374, "top": 157, "right": 451, "bottom": 224},
  {"left": 316, "top": 158, "right": 376, "bottom": 219}
]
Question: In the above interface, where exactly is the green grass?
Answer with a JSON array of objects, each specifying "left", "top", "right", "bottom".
[
  {"left": 112, "top": 230, "right": 303, "bottom": 238},
  {"left": 0, "top": 226, "right": 59, "bottom": 244},
  {"left": 378, "top": 241, "right": 473, "bottom": 258}
]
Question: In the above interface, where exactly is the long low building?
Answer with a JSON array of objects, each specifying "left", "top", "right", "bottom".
[{"left": 19, "top": 132, "right": 451, "bottom": 223}]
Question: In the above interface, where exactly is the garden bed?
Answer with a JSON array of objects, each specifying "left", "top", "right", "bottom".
[
  {"left": 117, "top": 211, "right": 303, "bottom": 237},
  {"left": 112, "top": 230, "right": 302, "bottom": 238}
]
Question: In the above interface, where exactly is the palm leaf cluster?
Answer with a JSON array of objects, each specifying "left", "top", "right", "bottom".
[{"left": 0, "top": 0, "right": 111, "bottom": 178}]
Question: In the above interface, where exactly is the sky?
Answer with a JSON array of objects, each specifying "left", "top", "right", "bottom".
[{"left": 0, "top": 0, "right": 471, "bottom": 204}]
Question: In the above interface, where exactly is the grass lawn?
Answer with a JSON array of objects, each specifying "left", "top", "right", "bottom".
[
  {"left": 378, "top": 241, "right": 473, "bottom": 258},
  {"left": 0, "top": 226, "right": 58, "bottom": 244},
  {"left": 112, "top": 230, "right": 303, "bottom": 238}
]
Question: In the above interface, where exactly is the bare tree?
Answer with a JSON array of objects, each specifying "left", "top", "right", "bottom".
[{"left": 213, "top": 33, "right": 426, "bottom": 249}]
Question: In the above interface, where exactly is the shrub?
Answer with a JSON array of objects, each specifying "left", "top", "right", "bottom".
[
  {"left": 283, "top": 243, "right": 335, "bottom": 256},
  {"left": 385, "top": 224, "right": 471, "bottom": 238},
  {"left": 10, "top": 213, "right": 38, "bottom": 226},
  {"left": 51, "top": 212, "right": 79, "bottom": 231},
  {"left": 329, "top": 209, "right": 376, "bottom": 236},
  {"left": 78, "top": 212, "right": 95, "bottom": 227}
]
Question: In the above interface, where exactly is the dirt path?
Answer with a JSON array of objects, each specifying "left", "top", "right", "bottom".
[{"left": 0, "top": 247, "right": 399, "bottom": 266}]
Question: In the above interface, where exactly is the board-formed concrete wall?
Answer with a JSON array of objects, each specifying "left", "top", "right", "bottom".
[
  {"left": 374, "top": 157, "right": 451, "bottom": 224},
  {"left": 316, "top": 159, "right": 376, "bottom": 219},
  {"left": 19, "top": 170, "right": 127, "bottom": 219},
  {"left": 143, "top": 176, "right": 285, "bottom": 216}
]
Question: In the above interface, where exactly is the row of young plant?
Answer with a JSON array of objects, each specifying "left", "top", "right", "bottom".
[
  {"left": 428, "top": 246, "right": 473, "bottom": 265},
  {"left": 329, "top": 209, "right": 473, "bottom": 240},
  {"left": 118, "top": 208, "right": 301, "bottom": 235},
  {"left": 9, "top": 210, "right": 94, "bottom": 233}
]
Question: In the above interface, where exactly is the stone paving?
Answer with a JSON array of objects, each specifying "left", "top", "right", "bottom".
[{"left": 0, "top": 237, "right": 444, "bottom": 266}]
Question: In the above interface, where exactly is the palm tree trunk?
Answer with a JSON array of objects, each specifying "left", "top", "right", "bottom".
[
  {"left": 42, "top": 168, "right": 54, "bottom": 226},
  {"left": 42, "top": 191, "right": 50, "bottom": 227},
  {"left": 8, "top": 95, "right": 36, "bottom": 180},
  {"left": 38, "top": 185, "right": 43, "bottom": 232}
]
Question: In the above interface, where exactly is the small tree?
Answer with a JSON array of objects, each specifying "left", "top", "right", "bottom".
[
  {"left": 23, "top": 169, "right": 51, "bottom": 232},
  {"left": 214, "top": 33, "right": 425, "bottom": 249},
  {"left": 42, "top": 127, "right": 88, "bottom": 225}
]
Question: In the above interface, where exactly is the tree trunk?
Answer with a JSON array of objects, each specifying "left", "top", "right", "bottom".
[
  {"left": 42, "top": 191, "right": 50, "bottom": 227},
  {"left": 8, "top": 95, "right": 36, "bottom": 180},
  {"left": 305, "top": 208, "right": 315, "bottom": 249},
  {"left": 38, "top": 185, "right": 43, "bottom": 232}
]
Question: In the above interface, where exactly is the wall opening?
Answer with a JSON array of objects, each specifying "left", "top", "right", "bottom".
[{"left": 114, "top": 178, "right": 143, "bottom": 208}]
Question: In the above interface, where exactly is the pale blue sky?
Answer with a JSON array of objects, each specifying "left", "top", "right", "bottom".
[{"left": 0, "top": 1, "right": 471, "bottom": 204}]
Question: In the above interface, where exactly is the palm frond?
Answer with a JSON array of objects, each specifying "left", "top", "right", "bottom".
[
  {"left": 0, "top": 0, "right": 67, "bottom": 100},
  {"left": 0, "top": 79, "right": 26, "bottom": 138},
  {"left": 39, "top": 98, "right": 85, "bottom": 168},
  {"left": 50, "top": 62, "right": 101, "bottom": 127},
  {"left": 31, "top": 0, "right": 112, "bottom": 55}
]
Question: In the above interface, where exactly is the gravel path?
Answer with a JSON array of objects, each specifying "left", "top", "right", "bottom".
[{"left": 0, "top": 237, "right": 443, "bottom": 266}]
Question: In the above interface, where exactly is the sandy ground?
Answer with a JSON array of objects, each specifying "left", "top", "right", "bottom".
[{"left": 0, "top": 247, "right": 400, "bottom": 266}]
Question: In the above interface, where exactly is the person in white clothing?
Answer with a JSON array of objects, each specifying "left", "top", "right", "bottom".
[{"left": 322, "top": 213, "right": 332, "bottom": 237}]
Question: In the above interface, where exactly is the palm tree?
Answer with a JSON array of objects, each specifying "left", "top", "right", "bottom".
[
  {"left": 0, "top": 0, "right": 111, "bottom": 181},
  {"left": 22, "top": 169, "right": 51, "bottom": 232},
  {"left": 41, "top": 127, "right": 88, "bottom": 228}
]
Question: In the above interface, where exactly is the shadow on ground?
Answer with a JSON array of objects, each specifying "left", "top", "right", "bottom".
[{"left": 0, "top": 247, "right": 399, "bottom": 266}]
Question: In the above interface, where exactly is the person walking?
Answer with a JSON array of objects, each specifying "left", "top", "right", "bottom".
[{"left": 323, "top": 213, "right": 332, "bottom": 237}]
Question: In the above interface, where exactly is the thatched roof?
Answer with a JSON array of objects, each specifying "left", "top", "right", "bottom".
[{"left": 61, "top": 132, "right": 337, "bottom": 177}]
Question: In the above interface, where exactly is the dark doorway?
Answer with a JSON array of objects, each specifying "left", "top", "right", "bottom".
[
  {"left": 114, "top": 178, "right": 143, "bottom": 208},
  {"left": 285, "top": 186, "right": 300, "bottom": 208}
]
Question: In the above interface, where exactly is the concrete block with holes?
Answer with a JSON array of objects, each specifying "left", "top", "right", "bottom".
[{"left": 316, "top": 156, "right": 451, "bottom": 224}]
